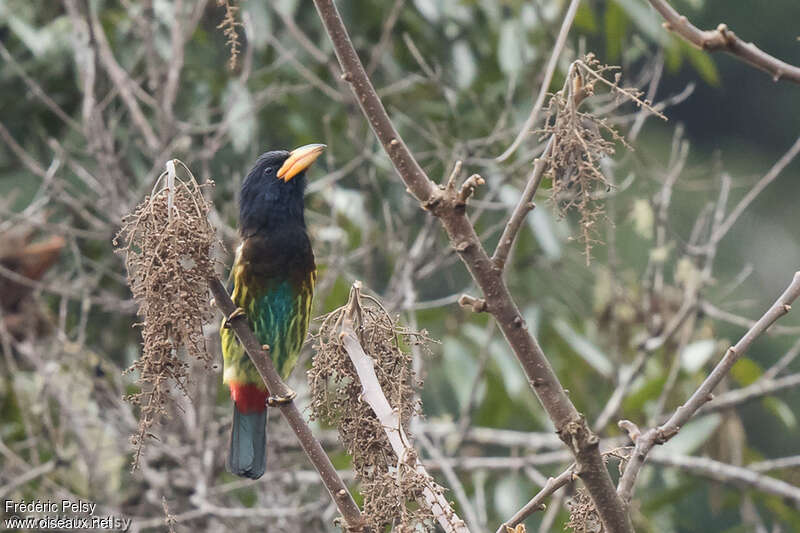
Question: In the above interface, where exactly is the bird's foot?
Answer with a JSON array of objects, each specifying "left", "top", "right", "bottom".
[
  {"left": 223, "top": 307, "right": 247, "bottom": 329},
  {"left": 267, "top": 388, "right": 297, "bottom": 407}
]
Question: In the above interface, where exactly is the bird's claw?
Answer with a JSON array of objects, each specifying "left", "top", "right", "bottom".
[
  {"left": 267, "top": 389, "right": 297, "bottom": 407},
  {"left": 223, "top": 307, "right": 247, "bottom": 329}
]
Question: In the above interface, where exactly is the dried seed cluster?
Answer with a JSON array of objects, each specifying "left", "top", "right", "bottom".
[
  {"left": 565, "top": 488, "right": 602, "bottom": 533},
  {"left": 542, "top": 54, "right": 665, "bottom": 261},
  {"left": 114, "top": 161, "right": 217, "bottom": 467},
  {"left": 216, "top": 0, "right": 242, "bottom": 70},
  {"left": 310, "top": 289, "right": 437, "bottom": 532}
]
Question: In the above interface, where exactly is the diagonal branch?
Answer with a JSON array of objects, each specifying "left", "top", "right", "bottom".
[
  {"left": 647, "top": 0, "right": 800, "bottom": 85},
  {"left": 492, "top": 137, "right": 554, "bottom": 271},
  {"left": 495, "top": 465, "right": 575, "bottom": 533},
  {"left": 649, "top": 451, "right": 800, "bottom": 506},
  {"left": 339, "top": 285, "right": 470, "bottom": 533},
  {"left": 88, "top": 7, "right": 161, "bottom": 151},
  {"left": 497, "top": 0, "right": 581, "bottom": 161},
  {"left": 207, "top": 278, "right": 367, "bottom": 532},
  {"left": 310, "top": 2, "right": 634, "bottom": 532},
  {"left": 617, "top": 271, "right": 800, "bottom": 503}
]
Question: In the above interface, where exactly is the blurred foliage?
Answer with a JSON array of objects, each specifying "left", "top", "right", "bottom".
[{"left": 1, "top": 0, "right": 799, "bottom": 532}]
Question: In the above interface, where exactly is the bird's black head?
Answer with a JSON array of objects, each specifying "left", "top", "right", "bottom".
[{"left": 239, "top": 144, "right": 325, "bottom": 237}]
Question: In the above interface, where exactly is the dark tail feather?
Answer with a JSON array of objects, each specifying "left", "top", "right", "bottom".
[{"left": 227, "top": 404, "right": 267, "bottom": 479}]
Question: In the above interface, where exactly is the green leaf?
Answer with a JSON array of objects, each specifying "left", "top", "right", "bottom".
[
  {"left": 552, "top": 318, "right": 613, "bottom": 378},
  {"left": 762, "top": 397, "right": 797, "bottom": 429},
  {"left": 242, "top": 0, "right": 273, "bottom": 51},
  {"left": 574, "top": 2, "right": 598, "bottom": 34},
  {"left": 493, "top": 473, "right": 533, "bottom": 522},
  {"left": 530, "top": 205, "right": 563, "bottom": 261},
  {"left": 665, "top": 38, "right": 684, "bottom": 73},
  {"left": 497, "top": 19, "right": 526, "bottom": 76},
  {"left": 661, "top": 414, "right": 721, "bottom": 454},
  {"left": 443, "top": 336, "right": 481, "bottom": 410},
  {"left": 613, "top": 0, "right": 667, "bottom": 44},
  {"left": 623, "top": 374, "right": 668, "bottom": 413},
  {"left": 731, "top": 358, "right": 763, "bottom": 387},
  {"left": 630, "top": 198, "right": 654, "bottom": 239},
  {"left": 680, "top": 339, "right": 716, "bottom": 373},
  {"left": 686, "top": 46, "right": 720, "bottom": 86},
  {"left": 223, "top": 80, "right": 256, "bottom": 154},
  {"left": 604, "top": 1, "right": 629, "bottom": 62},
  {"left": 452, "top": 40, "right": 477, "bottom": 89}
]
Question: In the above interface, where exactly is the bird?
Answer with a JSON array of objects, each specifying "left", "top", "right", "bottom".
[{"left": 220, "top": 143, "right": 324, "bottom": 479}]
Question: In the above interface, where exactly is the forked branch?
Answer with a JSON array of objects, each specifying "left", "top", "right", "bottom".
[
  {"left": 311, "top": 1, "right": 633, "bottom": 531},
  {"left": 617, "top": 272, "right": 800, "bottom": 502},
  {"left": 648, "top": 0, "right": 800, "bottom": 84}
]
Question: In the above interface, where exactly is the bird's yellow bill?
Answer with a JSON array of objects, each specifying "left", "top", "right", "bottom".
[{"left": 277, "top": 143, "right": 326, "bottom": 182}]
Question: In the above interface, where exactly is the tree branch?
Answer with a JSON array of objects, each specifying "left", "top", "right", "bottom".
[
  {"left": 698, "top": 372, "right": 800, "bottom": 415},
  {"left": 310, "top": 2, "right": 634, "bottom": 531},
  {"left": 207, "top": 278, "right": 367, "bottom": 532},
  {"left": 495, "top": 466, "right": 575, "bottom": 533},
  {"left": 497, "top": 0, "right": 581, "bottom": 161},
  {"left": 339, "top": 292, "right": 469, "bottom": 533},
  {"left": 647, "top": 0, "right": 800, "bottom": 84},
  {"left": 649, "top": 451, "right": 800, "bottom": 507},
  {"left": 617, "top": 271, "right": 800, "bottom": 503},
  {"left": 492, "top": 137, "right": 554, "bottom": 271}
]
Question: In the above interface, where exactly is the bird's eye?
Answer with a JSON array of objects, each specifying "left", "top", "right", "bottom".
[{"left": 263, "top": 166, "right": 274, "bottom": 176}]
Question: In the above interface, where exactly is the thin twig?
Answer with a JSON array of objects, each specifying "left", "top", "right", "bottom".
[
  {"left": 495, "top": 466, "right": 575, "bottom": 533},
  {"left": 497, "top": 0, "right": 581, "bottom": 161},
  {"left": 647, "top": 0, "right": 800, "bottom": 84},
  {"left": 698, "top": 372, "right": 800, "bottom": 415},
  {"left": 617, "top": 271, "right": 800, "bottom": 503},
  {"left": 649, "top": 451, "right": 800, "bottom": 506},
  {"left": 492, "top": 137, "right": 554, "bottom": 271}
]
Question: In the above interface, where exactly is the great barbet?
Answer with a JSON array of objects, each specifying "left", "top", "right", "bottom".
[{"left": 221, "top": 144, "right": 324, "bottom": 479}]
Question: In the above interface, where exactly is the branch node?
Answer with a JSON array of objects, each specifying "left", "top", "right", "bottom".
[
  {"left": 458, "top": 294, "right": 487, "bottom": 313},
  {"left": 445, "top": 160, "right": 463, "bottom": 191},
  {"left": 456, "top": 174, "right": 485, "bottom": 205},
  {"left": 421, "top": 193, "right": 443, "bottom": 213},
  {"left": 453, "top": 241, "right": 473, "bottom": 253},
  {"left": 618, "top": 420, "right": 641, "bottom": 442}
]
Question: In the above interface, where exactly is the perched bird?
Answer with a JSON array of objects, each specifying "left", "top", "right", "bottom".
[{"left": 221, "top": 144, "right": 324, "bottom": 479}]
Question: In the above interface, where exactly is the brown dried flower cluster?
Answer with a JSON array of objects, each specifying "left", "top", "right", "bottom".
[
  {"left": 542, "top": 54, "right": 665, "bottom": 261},
  {"left": 310, "top": 287, "right": 437, "bottom": 532},
  {"left": 114, "top": 160, "right": 217, "bottom": 467},
  {"left": 565, "top": 488, "right": 603, "bottom": 533},
  {"left": 217, "top": 0, "right": 242, "bottom": 70}
]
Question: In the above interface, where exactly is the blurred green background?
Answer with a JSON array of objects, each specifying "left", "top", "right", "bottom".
[{"left": 1, "top": 1, "right": 799, "bottom": 531}]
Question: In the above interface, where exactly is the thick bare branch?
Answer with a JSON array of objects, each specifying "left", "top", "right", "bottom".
[
  {"left": 310, "top": 2, "right": 633, "bottom": 531},
  {"left": 647, "top": 0, "right": 800, "bottom": 84}
]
